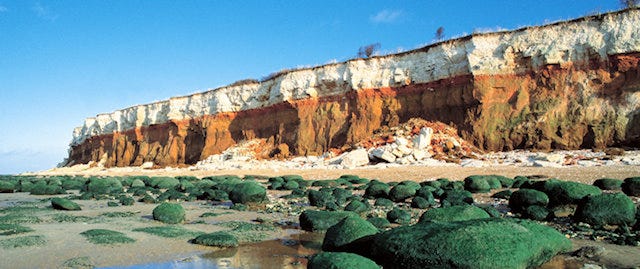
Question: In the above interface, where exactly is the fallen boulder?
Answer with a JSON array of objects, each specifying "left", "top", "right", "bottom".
[
  {"left": 308, "top": 252, "right": 379, "bottom": 269},
  {"left": 419, "top": 205, "right": 490, "bottom": 223},
  {"left": 299, "top": 210, "right": 359, "bottom": 232},
  {"left": 575, "top": 193, "right": 636, "bottom": 227},
  {"left": 322, "top": 216, "right": 378, "bottom": 254},
  {"left": 371, "top": 218, "right": 571, "bottom": 269},
  {"left": 51, "top": 197, "right": 81, "bottom": 211},
  {"left": 152, "top": 202, "right": 185, "bottom": 224}
]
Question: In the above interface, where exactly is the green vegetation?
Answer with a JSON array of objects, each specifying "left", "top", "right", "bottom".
[
  {"left": 219, "top": 221, "right": 277, "bottom": 243},
  {"left": 386, "top": 208, "right": 411, "bottom": 225},
  {"left": 51, "top": 197, "right": 81, "bottom": 211},
  {"left": 61, "top": 256, "right": 94, "bottom": 269},
  {"left": 152, "top": 203, "right": 185, "bottom": 224},
  {"left": 0, "top": 213, "right": 42, "bottom": 224},
  {"left": 575, "top": 193, "right": 637, "bottom": 226},
  {"left": 0, "top": 235, "right": 46, "bottom": 249},
  {"left": 308, "top": 252, "right": 379, "bottom": 269},
  {"left": 322, "top": 216, "right": 378, "bottom": 253},
  {"left": 133, "top": 226, "right": 203, "bottom": 238},
  {"left": 80, "top": 229, "right": 135, "bottom": 244},
  {"left": 419, "top": 205, "right": 490, "bottom": 223},
  {"left": 0, "top": 223, "right": 34, "bottom": 235},
  {"left": 52, "top": 214, "right": 93, "bottom": 223},
  {"left": 192, "top": 231, "right": 238, "bottom": 247},
  {"left": 299, "top": 210, "right": 359, "bottom": 232},
  {"left": 100, "top": 211, "right": 136, "bottom": 218}
]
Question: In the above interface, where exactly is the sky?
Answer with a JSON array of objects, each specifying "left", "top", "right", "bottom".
[{"left": 0, "top": 0, "right": 624, "bottom": 174}]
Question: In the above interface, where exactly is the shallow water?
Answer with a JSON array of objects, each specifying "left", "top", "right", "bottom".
[{"left": 99, "top": 231, "right": 324, "bottom": 269}]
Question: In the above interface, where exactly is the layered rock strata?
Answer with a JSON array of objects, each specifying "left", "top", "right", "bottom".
[{"left": 67, "top": 9, "right": 640, "bottom": 167}]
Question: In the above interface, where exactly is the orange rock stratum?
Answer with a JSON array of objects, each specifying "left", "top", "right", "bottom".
[{"left": 66, "top": 9, "right": 640, "bottom": 167}]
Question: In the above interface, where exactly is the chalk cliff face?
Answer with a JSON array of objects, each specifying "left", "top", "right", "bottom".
[{"left": 67, "top": 9, "right": 640, "bottom": 167}]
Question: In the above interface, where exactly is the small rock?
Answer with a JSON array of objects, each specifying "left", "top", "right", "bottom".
[
  {"left": 371, "top": 148, "right": 396, "bottom": 163},
  {"left": 461, "top": 159, "right": 485, "bottom": 167},
  {"left": 413, "top": 127, "right": 433, "bottom": 150},
  {"left": 395, "top": 137, "right": 409, "bottom": 147},
  {"left": 572, "top": 245, "right": 605, "bottom": 259},
  {"left": 534, "top": 160, "right": 563, "bottom": 167},
  {"left": 141, "top": 162, "right": 154, "bottom": 169},
  {"left": 340, "top": 148, "right": 370, "bottom": 167},
  {"left": 411, "top": 149, "right": 428, "bottom": 160}
]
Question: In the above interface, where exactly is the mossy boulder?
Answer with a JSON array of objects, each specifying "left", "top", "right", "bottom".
[
  {"left": 118, "top": 196, "right": 135, "bottom": 206},
  {"left": 441, "top": 190, "right": 474, "bottom": 207},
  {"left": 411, "top": 197, "right": 432, "bottom": 209},
  {"left": 229, "top": 181, "right": 267, "bottom": 204},
  {"left": 492, "top": 190, "right": 512, "bottom": 200},
  {"left": 299, "top": 210, "right": 359, "bottom": 232},
  {"left": 419, "top": 205, "right": 490, "bottom": 223},
  {"left": 332, "top": 188, "right": 353, "bottom": 206},
  {"left": 464, "top": 176, "right": 491, "bottom": 193},
  {"left": 524, "top": 205, "right": 551, "bottom": 221},
  {"left": 344, "top": 200, "right": 369, "bottom": 214},
  {"left": 509, "top": 189, "right": 549, "bottom": 213},
  {"left": 51, "top": 197, "right": 81, "bottom": 211},
  {"left": 308, "top": 252, "right": 379, "bottom": 269},
  {"left": 81, "top": 229, "right": 135, "bottom": 244},
  {"left": 322, "top": 216, "right": 379, "bottom": 254},
  {"left": 130, "top": 179, "right": 146, "bottom": 188},
  {"left": 386, "top": 208, "right": 411, "bottom": 225},
  {"left": 593, "top": 178, "right": 623, "bottom": 190},
  {"left": 388, "top": 184, "right": 417, "bottom": 202},
  {"left": 536, "top": 180, "right": 601, "bottom": 206},
  {"left": 86, "top": 177, "right": 123, "bottom": 194},
  {"left": 370, "top": 218, "right": 572, "bottom": 269},
  {"left": 152, "top": 203, "right": 185, "bottom": 224},
  {"left": 622, "top": 177, "right": 640, "bottom": 196},
  {"left": 575, "top": 193, "right": 636, "bottom": 227},
  {"left": 193, "top": 231, "right": 238, "bottom": 247},
  {"left": 374, "top": 198, "right": 394, "bottom": 208},
  {"left": 367, "top": 217, "right": 392, "bottom": 229},
  {"left": 364, "top": 182, "right": 390, "bottom": 199},
  {"left": 308, "top": 190, "right": 336, "bottom": 208}
]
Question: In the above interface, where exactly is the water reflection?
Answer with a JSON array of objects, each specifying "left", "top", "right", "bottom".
[{"left": 100, "top": 231, "right": 324, "bottom": 269}]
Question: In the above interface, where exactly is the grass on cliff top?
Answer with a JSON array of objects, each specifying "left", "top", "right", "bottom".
[
  {"left": 0, "top": 235, "right": 46, "bottom": 249},
  {"left": 133, "top": 226, "right": 204, "bottom": 238},
  {"left": 80, "top": 229, "right": 136, "bottom": 245}
]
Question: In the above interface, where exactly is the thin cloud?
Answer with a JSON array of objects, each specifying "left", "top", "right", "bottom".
[
  {"left": 370, "top": 9, "right": 403, "bottom": 23},
  {"left": 32, "top": 2, "right": 58, "bottom": 21},
  {"left": 0, "top": 5, "right": 7, "bottom": 12}
]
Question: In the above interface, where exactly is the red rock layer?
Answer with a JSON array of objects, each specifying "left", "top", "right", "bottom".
[{"left": 68, "top": 53, "right": 640, "bottom": 167}]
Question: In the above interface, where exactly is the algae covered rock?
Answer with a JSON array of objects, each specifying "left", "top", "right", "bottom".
[
  {"left": 229, "top": 181, "right": 267, "bottom": 204},
  {"left": 524, "top": 205, "right": 551, "bottom": 221},
  {"left": 509, "top": 189, "right": 549, "bottom": 213},
  {"left": 593, "top": 178, "right": 623, "bottom": 190},
  {"left": 364, "top": 182, "right": 390, "bottom": 199},
  {"left": 308, "top": 252, "right": 379, "bottom": 269},
  {"left": 193, "top": 231, "right": 238, "bottom": 247},
  {"left": 464, "top": 176, "right": 491, "bottom": 193},
  {"left": 622, "top": 177, "right": 640, "bottom": 196},
  {"left": 411, "top": 197, "right": 432, "bottom": 209},
  {"left": 308, "top": 190, "right": 336, "bottom": 208},
  {"left": 371, "top": 218, "right": 571, "bottom": 269},
  {"left": 419, "top": 205, "right": 490, "bottom": 223},
  {"left": 152, "top": 203, "right": 185, "bottom": 224},
  {"left": 0, "top": 181, "right": 15, "bottom": 193},
  {"left": 299, "top": 210, "right": 358, "bottom": 232},
  {"left": 386, "top": 208, "right": 411, "bottom": 225},
  {"left": 367, "top": 217, "right": 392, "bottom": 229},
  {"left": 537, "top": 180, "right": 601, "bottom": 206},
  {"left": 344, "top": 200, "right": 369, "bottom": 214},
  {"left": 51, "top": 197, "right": 81, "bottom": 211},
  {"left": 388, "top": 184, "right": 416, "bottom": 202},
  {"left": 441, "top": 190, "right": 474, "bottom": 206},
  {"left": 322, "top": 216, "right": 378, "bottom": 253},
  {"left": 575, "top": 193, "right": 636, "bottom": 226}
]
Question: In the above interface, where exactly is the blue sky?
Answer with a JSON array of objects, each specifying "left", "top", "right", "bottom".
[{"left": 0, "top": 1, "right": 622, "bottom": 174}]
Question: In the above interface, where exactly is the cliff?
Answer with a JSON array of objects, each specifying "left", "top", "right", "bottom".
[{"left": 66, "top": 9, "right": 640, "bottom": 167}]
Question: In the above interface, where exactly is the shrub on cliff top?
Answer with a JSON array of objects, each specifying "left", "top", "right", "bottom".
[
  {"left": 370, "top": 218, "right": 571, "bottom": 269},
  {"left": 152, "top": 203, "right": 185, "bottom": 224}
]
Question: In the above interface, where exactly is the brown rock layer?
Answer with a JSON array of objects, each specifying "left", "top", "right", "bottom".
[{"left": 68, "top": 53, "right": 640, "bottom": 167}]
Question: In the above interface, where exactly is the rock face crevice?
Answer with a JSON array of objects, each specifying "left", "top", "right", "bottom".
[{"left": 66, "top": 9, "right": 640, "bottom": 167}]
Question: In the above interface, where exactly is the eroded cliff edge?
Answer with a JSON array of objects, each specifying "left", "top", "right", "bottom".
[{"left": 67, "top": 9, "right": 640, "bottom": 167}]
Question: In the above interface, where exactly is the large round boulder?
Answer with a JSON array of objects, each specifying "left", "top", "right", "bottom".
[
  {"left": 322, "top": 217, "right": 379, "bottom": 254},
  {"left": 193, "top": 231, "right": 238, "bottom": 247},
  {"left": 152, "top": 202, "right": 185, "bottom": 224},
  {"left": 299, "top": 210, "right": 359, "bottom": 232},
  {"left": 229, "top": 181, "right": 267, "bottom": 204},
  {"left": 51, "top": 197, "right": 81, "bottom": 211},
  {"left": 419, "top": 205, "right": 490, "bottom": 223},
  {"left": 308, "top": 252, "right": 379, "bottom": 269},
  {"left": 574, "top": 193, "right": 636, "bottom": 227},
  {"left": 509, "top": 189, "right": 549, "bottom": 213},
  {"left": 371, "top": 218, "right": 571, "bottom": 269}
]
